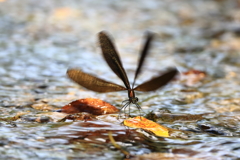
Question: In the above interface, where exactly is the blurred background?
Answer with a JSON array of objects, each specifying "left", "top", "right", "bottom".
[{"left": 0, "top": 0, "right": 240, "bottom": 159}]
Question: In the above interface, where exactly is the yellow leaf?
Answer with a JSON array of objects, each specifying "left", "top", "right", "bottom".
[
  {"left": 52, "top": 7, "right": 79, "bottom": 21},
  {"left": 124, "top": 116, "right": 169, "bottom": 137}
]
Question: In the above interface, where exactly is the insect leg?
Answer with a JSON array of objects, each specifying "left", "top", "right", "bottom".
[
  {"left": 118, "top": 101, "right": 130, "bottom": 119},
  {"left": 135, "top": 103, "right": 143, "bottom": 119}
]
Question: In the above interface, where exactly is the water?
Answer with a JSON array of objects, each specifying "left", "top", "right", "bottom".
[{"left": 0, "top": 0, "right": 240, "bottom": 159}]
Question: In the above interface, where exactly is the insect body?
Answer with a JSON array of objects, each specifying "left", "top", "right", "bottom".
[{"left": 67, "top": 31, "right": 177, "bottom": 114}]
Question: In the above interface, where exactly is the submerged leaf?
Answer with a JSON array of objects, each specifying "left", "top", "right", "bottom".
[
  {"left": 146, "top": 112, "right": 204, "bottom": 123},
  {"left": 133, "top": 152, "right": 197, "bottom": 160},
  {"left": 61, "top": 98, "right": 119, "bottom": 115},
  {"left": 124, "top": 116, "right": 169, "bottom": 137},
  {"left": 59, "top": 113, "right": 95, "bottom": 122},
  {"left": 108, "top": 132, "right": 130, "bottom": 158}
]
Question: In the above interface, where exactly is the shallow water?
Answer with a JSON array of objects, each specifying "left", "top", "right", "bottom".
[{"left": 0, "top": 0, "right": 240, "bottom": 159}]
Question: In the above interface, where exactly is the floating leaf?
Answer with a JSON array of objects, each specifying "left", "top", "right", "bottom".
[
  {"left": 51, "top": 7, "right": 79, "bottom": 21},
  {"left": 181, "top": 69, "right": 206, "bottom": 86},
  {"left": 61, "top": 98, "right": 119, "bottom": 115},
  {"left": 124, "top": 116, "right": 169, "bottom": 137}
]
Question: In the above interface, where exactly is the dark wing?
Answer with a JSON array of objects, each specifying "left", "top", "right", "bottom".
[
  {"left": 134, "top": 68, "right": 178, "bottom": 91},
  {"left": 132, "top": 31, "right": 154, "bottom": 87},
  {"left": 98, "top": 31, "right": 131, "bottom": 89},
  {"left": 67, "top": 69, "right": 126, "bottom": 93}
]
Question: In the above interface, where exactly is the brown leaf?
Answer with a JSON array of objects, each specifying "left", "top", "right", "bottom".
[
  {"left": 60, "top": 113, "right": 95, "bottom": 122},
  {"left": 181, "top": 70, "right": 206, "bottom": 86},
  {"left": 61, "top": 98, "right": 119, "bottom": 115}
]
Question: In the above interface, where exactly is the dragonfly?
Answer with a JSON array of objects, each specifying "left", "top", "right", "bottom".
[{"left": 67, "top": 31, "right": 178, "bottom": 115}]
